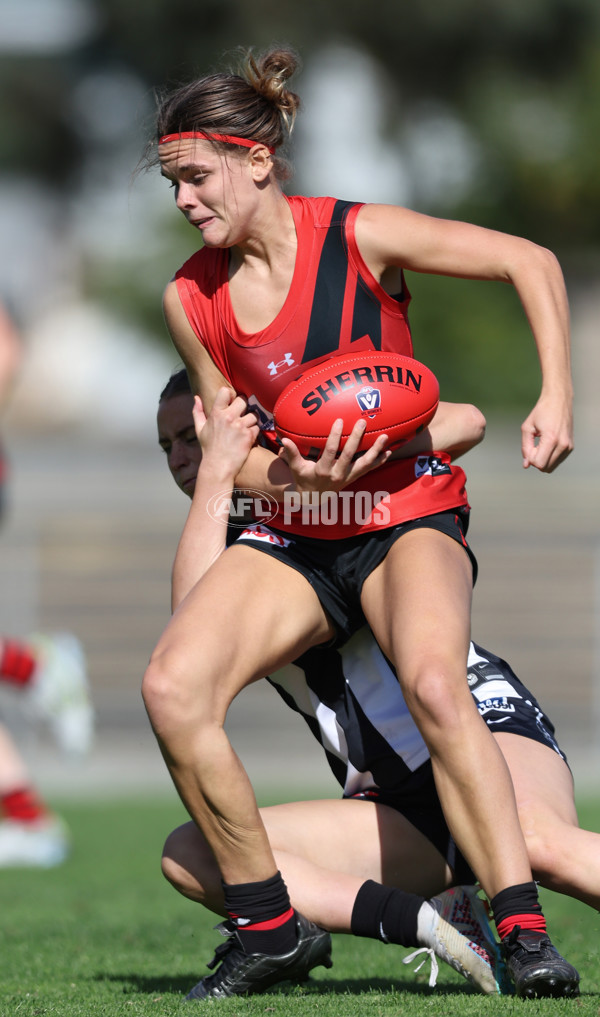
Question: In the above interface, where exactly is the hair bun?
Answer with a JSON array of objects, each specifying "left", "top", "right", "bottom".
[{"left": 243, "top": 47, "right": 301, "bottom": 132}]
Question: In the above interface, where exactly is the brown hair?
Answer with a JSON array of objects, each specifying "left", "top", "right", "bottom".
[
  {"left": 151, "top": 47, "right": 301, "bottom": 181},
  {"left": 159, "top": 367, "right": 191, "bottom": 403}
]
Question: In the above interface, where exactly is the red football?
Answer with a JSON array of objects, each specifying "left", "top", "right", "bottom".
[{"left": 273, "top": 351, "right": 439, "bottom": 458}]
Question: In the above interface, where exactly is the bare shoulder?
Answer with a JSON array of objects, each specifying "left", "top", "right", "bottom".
[
  {"left": 162, "top": 279, "right": 231, "bottom": 405},
  {"left": 354, "top": 203, "right": 548, "bottom": 279},
  {"left": 163, "top": 277, "right": 187, "bottom": 324},
  {"left": 355, "top": 202, "right": 450, "bottom": 240},
  {"left": 163, "top": 278, "right": 200, "bottom": 359},
  {"left": 353, "top": 202, "right": 438, "bottom": 271}
]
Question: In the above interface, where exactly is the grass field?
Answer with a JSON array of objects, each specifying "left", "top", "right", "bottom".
[{"left": 1, "top": 794, "right": 599, "bottom": 1017}]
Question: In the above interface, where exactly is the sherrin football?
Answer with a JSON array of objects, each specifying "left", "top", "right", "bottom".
[{"left": 273, "top": 351, "right": 439, "bottom": 459}]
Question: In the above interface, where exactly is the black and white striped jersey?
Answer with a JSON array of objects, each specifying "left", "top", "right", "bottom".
[{"left": 268, "top": 631, "right": 564, "bottom": 798}]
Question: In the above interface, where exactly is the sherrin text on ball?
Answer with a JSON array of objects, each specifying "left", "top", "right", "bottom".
[{"left": 273, "top": 351, "right": 439, "bottom": 458}]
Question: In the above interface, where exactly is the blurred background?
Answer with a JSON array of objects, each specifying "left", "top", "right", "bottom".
[{"left": 0, "top": 0, "right": 599, "bottom": 801}]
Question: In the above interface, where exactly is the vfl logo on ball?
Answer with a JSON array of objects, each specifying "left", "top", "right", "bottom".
[
  {"left": 355, "top": 385, "right": 381, "bottom": 418},
  {"left": 207, "top": 489, "right": 278, "bottom": 528}
]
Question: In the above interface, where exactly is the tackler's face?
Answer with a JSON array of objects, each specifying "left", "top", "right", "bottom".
[{"left": 157, "top": 392, "right": 201, "bottom": 497}]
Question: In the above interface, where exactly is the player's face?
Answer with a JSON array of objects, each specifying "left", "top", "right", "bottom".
[
  {"left": 159, "top": 138, "right": 258, "bottom": 248},
  {"left": 157, "top": 393, "right": 200, "bottom": 497}
]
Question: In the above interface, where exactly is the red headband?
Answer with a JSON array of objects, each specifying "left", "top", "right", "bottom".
[{"left": 158, "top": 131, "right": 275, "bottom": 154}]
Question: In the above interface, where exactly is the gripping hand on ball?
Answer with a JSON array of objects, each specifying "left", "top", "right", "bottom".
[{"left": 279, "top": 417, "right": 391, "bottom": 497}]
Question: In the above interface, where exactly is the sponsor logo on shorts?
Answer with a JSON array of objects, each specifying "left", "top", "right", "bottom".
[
  {"left": 237, "top": 523, "right": 292, "bottom": 547},
  {"left": 282, "top": 490, "right": 391, "bottom": 527},
  {"left": 473, "top": 677, "right": 520, "bottom": 702},
  {"left": 477, "top": 696, "right": 516, "bottom": 717},
  {"left": 206, "top": 491, "right": 278, "bottom": 528},
  {"left": 415, "top": 455, "right": 452, "bottom": 478},
  {"left": 467, "top": 662, "right": 505, "bottom": 688}
]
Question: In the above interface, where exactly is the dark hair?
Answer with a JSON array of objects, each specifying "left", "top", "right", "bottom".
[
  {"left": 150, "top": 47, "right": 301, "bottom": 182},
  {"left": 159, "top": 368, "right": 192, "bottom": 402}
]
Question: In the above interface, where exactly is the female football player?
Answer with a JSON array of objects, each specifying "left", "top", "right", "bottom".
[{"left": 141, "top": 46, "right": 575, "bottom": 998}]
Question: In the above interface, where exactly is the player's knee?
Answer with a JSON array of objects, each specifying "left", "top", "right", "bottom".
[
  {"left": 161, "top": 827, "right": 196, "bottom": 894},
  {"left": 162, "top": 823, "right": 217, "bottom": 903},
  {"left": 142, "top": 653, "right": 188, "bottom": 734},
  {"left": 161, "top": 845, "right": 196, "bottom": 898},
  {"left": 518, "top": 805, "right": 566, "bottom": 884},
  {"left": 142, "top": 650, "right": 208, "bottom": 740},
  {"left": 403, "top": 665, "right": 470, "bottom": 731},
  {"left": 526, "top": 838, "right": 558, "bottom": 884}
]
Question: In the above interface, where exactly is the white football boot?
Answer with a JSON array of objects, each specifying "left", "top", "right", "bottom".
[{"left": 403, "top": 885, "right": 510, "bottom": 994}]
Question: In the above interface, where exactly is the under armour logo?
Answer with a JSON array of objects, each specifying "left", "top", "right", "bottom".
[{"left": 268, "top": 353, "right": 295, "bottom": 376}]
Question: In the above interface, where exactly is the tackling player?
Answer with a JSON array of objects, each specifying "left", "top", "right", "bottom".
[{"left": 155, "top": 371, "right": 588, "bottom": 1000}]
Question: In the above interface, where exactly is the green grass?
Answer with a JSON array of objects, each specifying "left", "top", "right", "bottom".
[{"left": 1, "top": 795, "right": 599, "bottom": 1016}]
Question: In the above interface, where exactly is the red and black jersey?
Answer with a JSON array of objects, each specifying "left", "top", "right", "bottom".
[
  {"left": 176, "top": 196, "right": 414, "bottom": 433},
  {"left": 175, "top": 194, "right": 469, "bottom": 538}
]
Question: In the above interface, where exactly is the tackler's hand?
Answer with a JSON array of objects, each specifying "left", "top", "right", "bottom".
[{"left": 199, "top": 387, "right": 260, "bottom": 483}]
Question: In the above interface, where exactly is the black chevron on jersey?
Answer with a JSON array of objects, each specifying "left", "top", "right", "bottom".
[
  {"left": 301, "top": 200, "right": 407, "bottom": 362},
  {"left": 350, "top": 274, "right": 382, "bottom": 350},
  {"left": 301, "top": 200, "right": 354, "bottom": 364}
]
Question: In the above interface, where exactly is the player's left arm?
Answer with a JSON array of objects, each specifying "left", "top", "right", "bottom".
[
  {"left": 354, "top": 204, "right": 573, "bottom": 473},
  {"left": 171, "top": 389, "right": 259, "bottom": 612}
]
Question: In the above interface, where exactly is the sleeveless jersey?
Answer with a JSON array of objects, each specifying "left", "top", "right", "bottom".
[
  {"left": 268, "top": 634, "right": 564, "bottom": 799},
  {"left": 176, "top": 194, "right": 469, "bottom": 538}
]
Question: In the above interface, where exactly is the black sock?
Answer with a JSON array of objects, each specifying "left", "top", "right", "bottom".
[
  {"left": 223, "top": 871, "right": 297, "bottom": 955},
  {"left": 490, "top": 881, "right": 546, "bottom": 940},
  {"left": 350, "top": 879, "right": 425, "bottom": 947}
]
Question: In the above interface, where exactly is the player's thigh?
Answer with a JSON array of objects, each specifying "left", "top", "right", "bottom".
[
  {"left": 261, "top": 798, "right": 450, "bottom": 893},
  {"left": 150, "top": 544, "right": 335, "bottom": 712},
  {"left": 361, "top": 528, "right": 473, "bottom": 679},
  {"left": 495, "top": 732, "right": 578, "bottom": 827}
]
